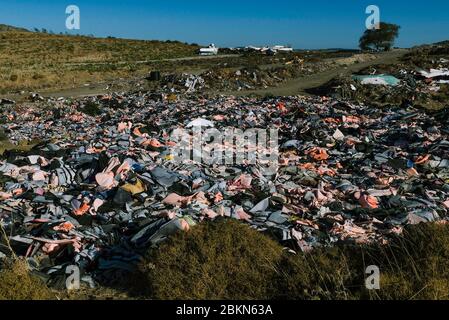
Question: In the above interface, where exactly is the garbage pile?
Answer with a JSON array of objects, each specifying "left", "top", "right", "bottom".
[
  {"left": 157, "top": 73, "right": 206, "bottom": 93},
  {"left": 147, "top": 59, "right": 329, "bottom": 94},
  {"left": 307, "top": 69, "right": 449, "bottom": 110},
  {"left": 307, "top": 45, "right": 449, "bottom": 110},
  {"left": 153, "top": 68, "right": 287, "bottom": 93},
  {"left": 201, "top": 67, "right": 289, "bottom": 91},
  {"left": 1, "top": 93, "right": 449, "bottom": 286},
  {"left": 402, "top": 41, "right": 449, "bottom": 71}
]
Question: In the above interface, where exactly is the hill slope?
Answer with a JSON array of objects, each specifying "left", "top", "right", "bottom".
[
  {"left": 0, "top": 24, "right": 29, "bottom": 32},
  {"left": 0, "top": 27, "right": 199, "bottom": 93}
]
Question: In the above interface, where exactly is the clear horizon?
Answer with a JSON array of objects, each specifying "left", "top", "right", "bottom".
[{"left": 1, "top": 0, "right": 448, "bottom": 49}]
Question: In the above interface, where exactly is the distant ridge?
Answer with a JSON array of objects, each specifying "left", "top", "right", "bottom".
[
  {"left": 0, "top": 23, "right": 199, "bottom": 93},
  {"left": 435, "top": 40, "right": 449, "bottom": 46},
  {"left": 0, "top": 24, "right": 29, "bottom": 32}
]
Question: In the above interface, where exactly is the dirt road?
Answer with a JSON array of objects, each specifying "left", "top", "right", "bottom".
[
  {"left": 63, "top": 54, "right": 240, "bottom": 67},
  {"left": 35, "top": 49, "right": 408, "bottom": 99},
  {"left": 229, "top": 49, "right": 409, "bottom": 97}
]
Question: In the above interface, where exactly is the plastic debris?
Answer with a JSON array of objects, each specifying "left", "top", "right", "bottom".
[{"left": 1, "top": 92, "right": 449, "bottom": 287}]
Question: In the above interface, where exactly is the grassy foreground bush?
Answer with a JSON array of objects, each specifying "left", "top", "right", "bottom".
[
  {"left": 140, "top": 219, "right": 284, "bottom": 299},
  {"left": 374, "top": 222, "right": 449, "bottom": 299},
  {"left": 140, "top": 220, "right": 449, "bottom": 300},
  {"left": 277, "top": 222, "right": 449, "bottom": 300},
  {"left": 1, "top": 220, "right": 449, "bottom": 300},
  {"left": 0, "top": 259, "right": 55, "bottom": 300}
]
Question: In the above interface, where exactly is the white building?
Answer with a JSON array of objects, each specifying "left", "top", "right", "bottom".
[{"left": 199, "top": 44, "right": 219, "bottom": 56}]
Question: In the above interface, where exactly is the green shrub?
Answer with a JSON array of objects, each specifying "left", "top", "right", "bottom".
[
  {"left": 82, "top": 101, "right": 102, "bottom": 116},
  {"left": 140, "top": 219, "right": 284, "bottom": 300},
  {"left": 0, "top": 259, "right": 55, "bottom": 300}
]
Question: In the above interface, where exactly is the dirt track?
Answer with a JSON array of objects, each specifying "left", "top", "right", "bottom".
[
  {"left": 229, "top": 49, "right": 409, "bottom": 96},
  {"left": 36, "top": 49, "right": 409, "bottom": 99}
]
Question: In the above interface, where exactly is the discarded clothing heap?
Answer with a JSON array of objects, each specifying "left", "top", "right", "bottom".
[{"left": 1, "top": 93, "right": 449, "bottom": 286}]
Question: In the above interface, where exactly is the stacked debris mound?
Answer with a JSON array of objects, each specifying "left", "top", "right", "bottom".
[
  {"left": 402, "top": 41, "right": 449, "bottom": 70},
  {"left": 156, "top": 73, "right": 206, "bottom": 93},
  {"left": 146, "top": 56, "right": 329, "bottom": 94},
  {"left": 1, "top": 94, "right": 449, "bottom": 287},
  {"left": 307, "top": 45, "right": 449, "bottom": 110},
  {"left": 153, "top": 68, "right": 289, "bottom": 93},
  {"left": 306, "top": 74, "right": 417, "bottom": 108},
  {"left": 307, "top": 71, "right": 448, "bottom": 110},
  {"left": 203, "top": 68, "right": 266, "bottom": 91}
]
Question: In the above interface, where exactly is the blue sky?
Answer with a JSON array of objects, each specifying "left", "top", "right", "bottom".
[{"left": 1, "top": 0, "right": 448, "bottom": 49}]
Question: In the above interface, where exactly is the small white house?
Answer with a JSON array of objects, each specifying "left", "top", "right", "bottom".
[{"left": 199, "top": 44, "right": 219, "bottom": 56}]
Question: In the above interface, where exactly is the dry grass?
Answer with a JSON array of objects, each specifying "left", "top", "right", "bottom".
[
  {"left": 139, "top": 219, "right": 283, "bottom": 300},
  {"left": 0, "top": 31, "right": 199, "bottom": 93},
  {"left": 275, "top": 222, "right": 449, "bottom": 300},
  {"left": 137, "top": 220, "right": 449, "bottom": 300},
  {"left": 0, "top": 259, "right": 55, "bottom": 300},
  {"left": 2, "top": 219, "right": 449, "bottom": 300}
]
